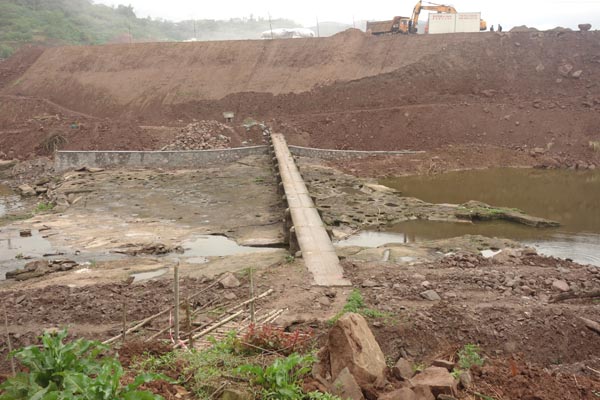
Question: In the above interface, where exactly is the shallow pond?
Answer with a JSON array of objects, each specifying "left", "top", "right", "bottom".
[{"left": 342, "top": 169, "right": 600, "bottom": 266}]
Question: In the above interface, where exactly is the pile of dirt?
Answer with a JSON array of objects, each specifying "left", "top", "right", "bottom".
[
  {"left": 161, "top": 121, "right": 233, "bottom": 150},
  {"left": 0, "top": 31, "right": 599, "bottom": 167}
]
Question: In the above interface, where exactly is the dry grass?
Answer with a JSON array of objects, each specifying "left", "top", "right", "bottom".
[
  {"left": 39, "top": 133, "right": 67, "bottom": 154},
  {"left": 589, "top": 141, "right": 600, "bottom": 152}
]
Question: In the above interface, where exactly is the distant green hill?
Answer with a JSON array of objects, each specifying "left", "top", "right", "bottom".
[{"left": 0, "top": 0, "right": 300, "bottom": 57}]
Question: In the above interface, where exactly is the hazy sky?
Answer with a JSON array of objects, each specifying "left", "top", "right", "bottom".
[{"left": 95, "top": 0, "right": 600, "bottom": 30}]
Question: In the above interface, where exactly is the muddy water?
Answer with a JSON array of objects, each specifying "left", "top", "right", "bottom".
[
  {"left": 351, "top": 168, "right": 600, "bottom": 265},
  {"left": 0, "top": 184, "right": 22, "bottom": 217},
  {"left": 182, "top": 235, "right": 274, "bottom": 258}
]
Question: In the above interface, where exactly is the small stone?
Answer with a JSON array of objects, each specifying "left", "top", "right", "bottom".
[
  {"left": 432, "top": 359, "right": 455, "bottom": 371},
  {"left": 317, "top": 296, "right": 331, "bottom": 306},
  {"left": 223, "top": 292, "right": 237, "bottom": 300},
  {"left": 379, "top": 388, "right": 417, "bottom": 400},
  {"left": 421, "top": 281, "right": 432, "bottom": 289},
  {"left": 362, "top": 279, "right": 378, "bottom": 288},
  {"left": 572, "top": 70, "right": 583, "bottom": 79},
  {"left": 521, "top": 285, "right": 535, "bottom": 296},
  {"left": 420, "top": 290, "right": 441, "bottom": 301},
  {"left": 392, "top": 358, "right": 415, "bottom": 380},
  {"left": 19, "top": 229, "right": 32, "bottom": 237},
  {"left": 410, "top": 366, "right": 458, "bottom": 397},
  {"left": 17, "top": 184, "right": 36, "bottom": 197},
  {"left": 219, "top": 272, "right": 241, "bottom": 288},
  {"left": 332, "top": 367, "right": 365, "bottom": 400},
  {"left": 459, "top": 370, "right": 473, "bottom": 388},
  {"left": 552, "top": 279, "right": 570, "bottom": 292}
]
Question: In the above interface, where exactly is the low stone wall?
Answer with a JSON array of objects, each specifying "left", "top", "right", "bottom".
[
  {"left": 54, "top": 146, "right": 269, "bottom": 171},
  {"left": 288, "top": 145, "right": 423, "bottom": 160},
  {"left": 54, "top": 145, "right": 423, "bottom": 171}
]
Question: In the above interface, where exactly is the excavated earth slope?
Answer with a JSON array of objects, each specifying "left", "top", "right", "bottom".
[{"left": 1, "top": 29, "right": 599, "bottom": 160}]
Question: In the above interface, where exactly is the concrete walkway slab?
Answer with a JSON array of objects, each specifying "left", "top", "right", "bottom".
[{"left": 271, "top": 133, "right": 351, "bottom": 287}]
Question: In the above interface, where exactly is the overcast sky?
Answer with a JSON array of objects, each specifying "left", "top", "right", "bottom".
[{"left": 94, "top": 0, "right": 600, "bottom": 30}]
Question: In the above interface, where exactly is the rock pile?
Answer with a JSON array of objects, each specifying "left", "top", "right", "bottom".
[
  {"left": 161, "top": 121, "right": 233, "bottom": 150},
  {"left": 313, "top": 313, "right": 459, "bottom": 399},
  {"left": 6, "top": 259, "right": 78, "bottom": 281}
]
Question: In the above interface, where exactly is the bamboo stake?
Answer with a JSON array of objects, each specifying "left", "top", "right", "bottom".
[
  {"left": 173, "top": 262, "right": 180, "bottom": 342},
  {"left": 186, "top": 297, "right": 194, "bottom": 349},
  {"left": 103, "top": 279, "right": 220, "bottom": 344},
  {"left": 249, "top": 268, "right": 256, "bottom": 324},
  {"left": 175, "top": 310, "right": 243, "bottom": 348},
  {"left": 121, "top": 296, "right": 127, "bottom": 344},
  {"left": 3, "top": 306, "right": 15, "bottom": 376}
]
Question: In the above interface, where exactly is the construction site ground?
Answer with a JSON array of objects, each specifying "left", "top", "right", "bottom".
[{"left": 1, "top": 29, "right": 600, "bottom": 399}]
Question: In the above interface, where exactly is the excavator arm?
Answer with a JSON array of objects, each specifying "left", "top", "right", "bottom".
[{"left": 410, "top": 1, "right": 458, "bottom": 33}]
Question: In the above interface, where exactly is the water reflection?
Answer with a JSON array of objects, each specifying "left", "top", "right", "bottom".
[{"left": 337, "top": 169, "right": 600, "bottom": 266}]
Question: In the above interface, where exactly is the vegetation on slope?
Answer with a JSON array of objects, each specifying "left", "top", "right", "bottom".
[{"left": 0, "top": 0, "right": 300, "bottom": 57}]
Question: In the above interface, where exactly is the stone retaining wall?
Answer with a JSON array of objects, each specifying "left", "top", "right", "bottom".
[
  {"left": 288, "top": 145, "right": 423, "bottom": 160},
  {"left": 54, "top": 146, "right": 269, "bottom": 171},
  {"left": 55, "top": 146, "right": 422, "bottom": 171}
]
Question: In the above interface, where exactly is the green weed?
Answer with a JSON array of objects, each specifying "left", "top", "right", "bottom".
[
  {"left": 285, "top": 255, "right": 295, "bottom": 263},
  {"left": 35, "top": 202, "right": 55, "bottom": 213},
  {"left": 457, "top": 344, "right": 485, "bottom": 370},
  {"left": 0, "top": 329, "right": 166, "bottom": 400},
  {"left": 237, "top": 353, "right": 314, "bottom": 400},
  {"left": 329, "top": 289, "right": 388, "bottom": 324}
]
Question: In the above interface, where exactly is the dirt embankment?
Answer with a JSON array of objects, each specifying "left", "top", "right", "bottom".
[{"left": 0, "top": 30, "right": 599, "bottom": 167}]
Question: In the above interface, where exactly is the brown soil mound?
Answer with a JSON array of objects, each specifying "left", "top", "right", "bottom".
[{"left": 0, "top": 31, "right": 599, "bottom": 163}]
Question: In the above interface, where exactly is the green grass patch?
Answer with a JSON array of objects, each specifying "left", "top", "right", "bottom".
[
  {"left": 329, "top": 289, "right": 389, "bottom": 324},
  {"left": 35, "top": 202, "right": 55, "bottom": 213}
]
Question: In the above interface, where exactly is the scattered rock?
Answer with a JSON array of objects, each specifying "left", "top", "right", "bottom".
[
  {"left": 161, "top": 121, "right": 233, "bottom": 151},
  {"left": 420, "top": 290, "right": 441, "bottom": 301},
  {"left": 362, "top": 279, "right": 378, "bottom": 288},
  {"left": 17, "top": 184, "right": 36, "bottom": 197},
  {"left": 5, "top": 259, "right": 77, "bottom": 281},
  {"left": 412, "top": 385, "right": 435, "bottom": 400},
  {"left": 332, "top": 367, "right": 365, "bottom": 400},
  {"left": 328, "top": 313, "right": 387, "bottom": 386},
  {"left": 432, "top": 359, "right": 455, "bottom": 371},
  {"left": 437, "top": 395, "right": 458, "bottom": 400},
  {"left": 219, "top": 272, "right": 241, "bottom": 288},
  {"left": 552, "top": 279, "right": 570, "bottom": 292},
  {"left": 578, "top": 23, "right": 592, "bottom": 31},
  {"left": 114, "top": 243, "right": 184, "bottom": 256},
  {"left": 410, "top": 367, "right": 458, "bottom": 397},
  {"left": 362, "top": 183, "right": 399, "bottom": 194},
  {"left": 558, "top": 64, "right": 574, "bottom": 77},
  {"left": 459, "top": 370, "right": 473, "bottom": 388},
  {"left": 379, "top": 387, "right": 417, "bottom": 400},
  {"left": 223, "top": 292, "right": 237, "bottom": 300},
  {"left": 392, "top": 358, "right": 415, "bottom": 380}
]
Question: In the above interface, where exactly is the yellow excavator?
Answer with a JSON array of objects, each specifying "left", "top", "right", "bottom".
[
  {"left": 366, "top": 0, "right": 487, "bottom": 35},
  {"left": 409, "top": 0, "right": 487, "bottom": 33}
]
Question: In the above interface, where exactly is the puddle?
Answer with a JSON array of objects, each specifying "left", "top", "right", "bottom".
[
  {"left": 343, "top": 169, "right": 600, "bottom": 266},
  {"left": 0, "top": 227, "right": 122, "bottom": 280},
  {"left": 132, "top": 268, "right": 169, "bottom": 282},
  {"left": 0, "top": 184, "right": 22, "bottom": 217},
  {"left": 182, "top": 235, "right": 276, "bottom": 257}
]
